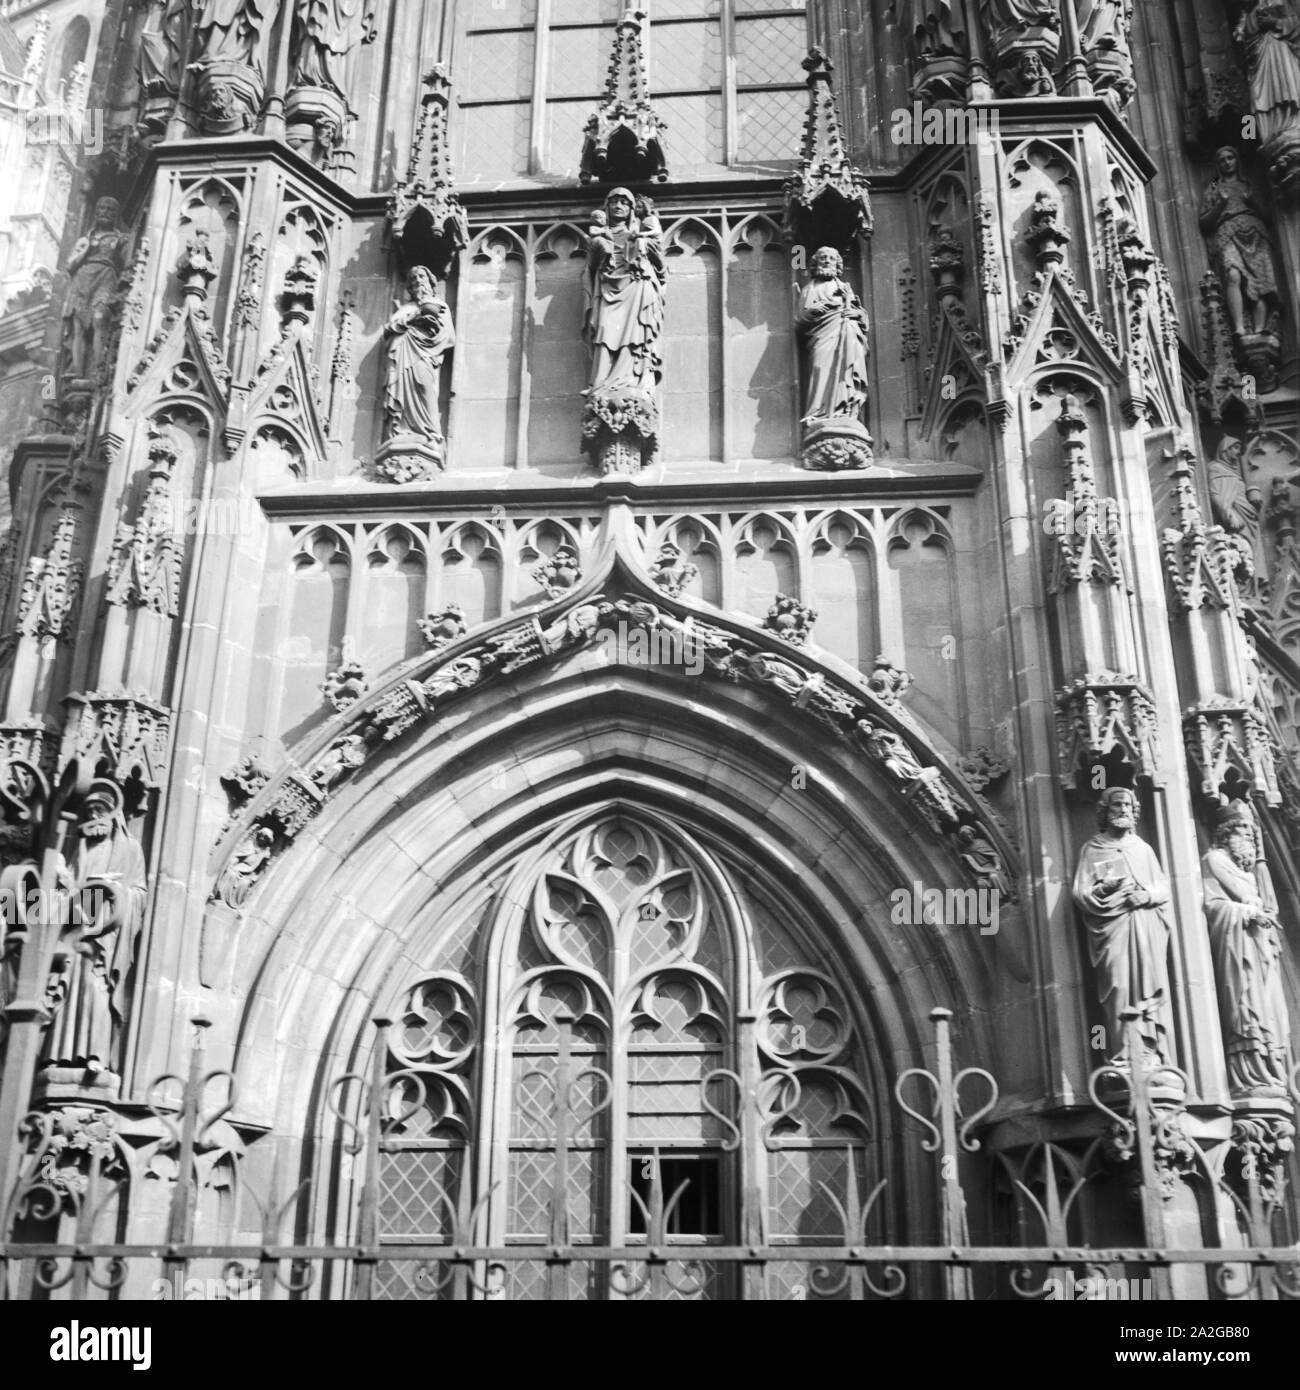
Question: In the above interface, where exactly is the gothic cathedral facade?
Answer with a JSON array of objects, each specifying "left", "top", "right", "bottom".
[{"left": 0, "top": 0, "right": 1298, "bottom": 1301}]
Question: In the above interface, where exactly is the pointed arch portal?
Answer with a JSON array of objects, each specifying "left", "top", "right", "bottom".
[{"left": 195, "top": 531, "right": 1026, "bottom": 1298}]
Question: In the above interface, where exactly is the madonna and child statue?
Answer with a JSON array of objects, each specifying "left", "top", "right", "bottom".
[{"left": 581, "top": 188, "right": 667, "bottom": 475}]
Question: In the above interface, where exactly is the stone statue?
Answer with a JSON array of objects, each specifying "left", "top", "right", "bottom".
[
  {"left": 376, "top": 265, "right": 454, "bottom": 480},
  {"left": 956, "top": 825, "right": 1012, "bottom": 898},
  {"left": 902, "top": 0, "right": 966, "bottom": 56},
  {"left": 61, "top": 197, "right": 128, "bottom": 385},
  {"left": 856, "top": 721, "right": 924, "bottom": 783},
  {"left": 1236, "top": 2, "right": 1300, "bottom": 196},
  {"left": 41, "top": 783, "right": 147, "bottom": 1083},
  {"left": 1235, "top": 3, "right": 1300, "bottom": 142},
  {"left": 225, "top": 824, "right": 275, "bottom": 898},
  {"left": 583, "top": 188, "right": 665, "bottom": 400},
  {"left": 795, "top": 246, "right": 873, "bottom": 470},
  {"left": 192, "top": 0, "right": 268, "bottom": 69},
  {"left": 1207, "top": 437, "right": 1263, "bottom": 556},
  {"left": 1072, "top": 786, "right": 1174, "bottom": 1066},
  {"left": 137, "top": 0, "right": 191, "bottom": 128},
  {"left": 1202, "top": 801, "right": 1291, "bottom": 1098},
  {"left": 999, "top": 47, "right": 1055, "bottom": 96},
  {"left": 191, "top": 0, "right": 271, "bottom": 131},
  {"left": 1078, "top": 0, "right": 1130, "bottom": 47},
  {"left": 218, "top": 825, "right": 275, "bottom": 908},
  {"left": 979, "top": 0, "right": 1060, "bottom": 70},
  {"left": 290, "top": 0, "right": 378, "bottom": 94},
  {"left": 581, "top": 188, "right": 666, "bottom": 473},
  {"left": 1077, "top": 0, "right": 1135, "bottom": 109},
  {"left": 1198, "top": 148, "right": 1281, "bottom": 344}
]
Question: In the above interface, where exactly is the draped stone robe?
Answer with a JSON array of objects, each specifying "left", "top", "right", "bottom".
[
  {"left": 1202, "top": 846, "right": 1291, "bottom": 1095},
  {"left": 1072, "top": 830, "right": 1174, "bottom": 1061},
  {"left": 583, "top": 222, "right": 666, "bottom": 398},
  {"left": 383, "top": 294, "right": 455, "bottom": 446},
  {"left": 795, "top": 274, "right": 870, "bottom": 429}
]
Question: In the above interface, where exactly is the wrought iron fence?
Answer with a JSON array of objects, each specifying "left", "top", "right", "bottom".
[{"left": 2, "top": 1009, "right": 1298, "bottom": 1301}]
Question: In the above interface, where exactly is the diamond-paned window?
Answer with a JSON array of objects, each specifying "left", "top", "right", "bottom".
[
  {"left": 368, "top": 812, "right": 877, "bottom": 1300},
  {"left": 456, "top": 0, "right": 807, "bottom": 183}
]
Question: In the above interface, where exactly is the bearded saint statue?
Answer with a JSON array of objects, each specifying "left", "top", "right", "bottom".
[
  {"left": 1202, "top": 801, "right": 1292, "bottom": 1098},
  {"left": 1072, "top": 786, "right": 1174, "bottom": 1067}
]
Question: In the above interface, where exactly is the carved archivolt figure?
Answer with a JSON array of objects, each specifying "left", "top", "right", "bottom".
[
  {"left": 290, "top": 0, "right": 377, "bottom": 95},
  {"left": 1202, "top": 801, "right": 1292, "bottom": 1098},
  {"left": 583, "top": 187, "right": 666, "bottom": 401},
  {"left": 219, "top": 825, "right": 275, "bottom": 908},
  {"left": 1198, "top": 147, "right": 1281, "bottom": 341},
  {"left": 381, "top": 265, "right": 455, "bottom": 457},
  {"left": 41, "top": 783, "right": 147, "bottom": 1081},
  {"left": 956, "top": 825, "right": 1011, "bottom": 898},
  {"left": 1072, "top": 787, "right": 1174, "bottom": 1066},
  {"left": 61, "top": 197, "right": 128, "bottom": 384}
]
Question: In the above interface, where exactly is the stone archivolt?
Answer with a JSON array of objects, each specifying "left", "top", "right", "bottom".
[{"left": 212, "top": 546, "right": 1017, "bottom": 912}]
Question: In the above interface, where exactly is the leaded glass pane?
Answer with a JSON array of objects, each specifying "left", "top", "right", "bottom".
[
  {"left": 735, "top": 87, "right": 804, "bottom": 162},
  {"left": 459, "top": 102, "right": 532, "bottom": 181},
  {"left": 546, "top": 25, "right": 615, "bottom": 99},
  {"left": 543, "top": 98, "right": 592, "bottom": 178},
  {"left": 735, "top": 14, "right": 805, "bottom": 86},
  {"left": 379, "top": 1149, "right": 458, "bottom": 1237},
  {"left": 650, "top": 0, "right": 721, "bottom": 15},
  {"left": 464, "top": 28, "right": 535, "bottom": 102},
  {"left": 656, "top": 93, "right": 725, "bottom": 167},
  {"left": 551, "top": 0, "right": 622, "bottom": 23},
  {"left": 651, "top": 19, "right": 722, "bottom": 91},
  {"left": 468, "top": 0, "right": 538, "bottom": 25}
]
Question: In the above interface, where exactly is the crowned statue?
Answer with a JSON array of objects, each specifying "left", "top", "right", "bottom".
[{"left": 581, "top": 188, "right": 667, "bottom": 475}]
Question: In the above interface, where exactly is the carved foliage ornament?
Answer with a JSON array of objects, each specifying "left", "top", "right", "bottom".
[{"left": 212, "top": 598, "right": 1013, "bottom": 906}]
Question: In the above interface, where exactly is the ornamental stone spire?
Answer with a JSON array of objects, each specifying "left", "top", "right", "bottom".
[{"left": 580, "top": 7, "right": 667, "bottom": 185}]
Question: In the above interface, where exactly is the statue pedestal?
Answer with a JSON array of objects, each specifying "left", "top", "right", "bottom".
[
  {"left": 35, "top": 1065, "right": 122, "bottom": 1101},
  {"left": 581, "top": 387, "right": 659, "bottom": 476},
  {"left": 1235, "top": 331, "right": 1281, "bottom": 395},
  {"left": 1262, "top": 127, "right": 1300, "bottom": 204},
  {"left": 191, "top": 59, "right": 264, "bottom": 136},
  {"left": 285, "top": 85, "right": 349, "bottom": 168},
  {"left": 801, "top": 417, "right": 874, "bottom": 471},
  {"left": 911, "top": 55, "right": 967, "bottom": 108},
  {"left": 373, "top": 434, "right": 444, "bottom": 484}
]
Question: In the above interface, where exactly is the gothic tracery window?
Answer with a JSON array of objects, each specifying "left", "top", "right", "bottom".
[
  {"left": 368, "top": 812, "right": 878, "bottom": 1300},
  {"left": 456, "top": 0, "right": 810, "bottom": 182}
]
